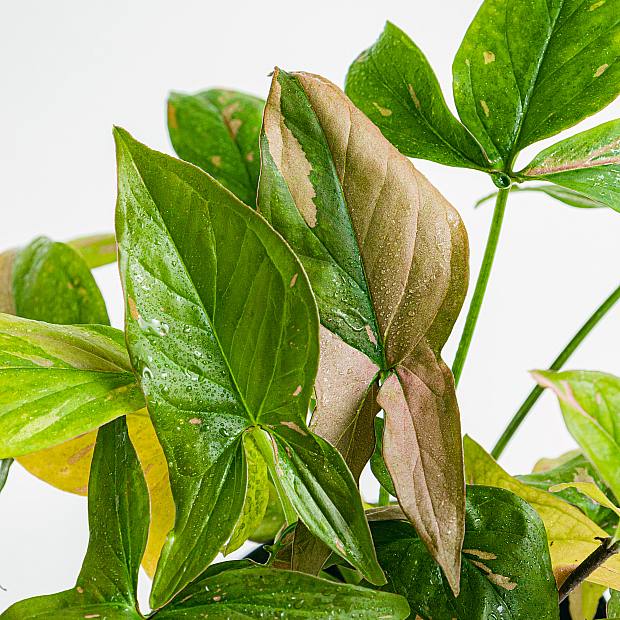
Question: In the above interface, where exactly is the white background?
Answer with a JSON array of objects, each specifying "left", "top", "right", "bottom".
[{"left": 1, "top": 0, "right": 619, "bottom": 612}]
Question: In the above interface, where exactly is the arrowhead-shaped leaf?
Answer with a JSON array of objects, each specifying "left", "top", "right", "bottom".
[
  {"left": 0, "top": 314, "right": 144, "bottom": 458},
  {"left": 533, "top": 369, "right": 620, "bottom": 505},
  {"left": 259, "top": 69, "right": 468, "bottom": 592},
  {"left": 453, "top": 0, "right": 620, "bottom": 165},
  {"left": 114, "top": 127, "right": 322, "bottom": 605},
  {"left": 345, "top": 21, "right": 488, "bottom": 170},
  {"left": 520, "top": 120, "right": 620, "bottom": 211},
  {"left": 1, "top": 417, "right": 149, "bottom": 619},
  {"left": 168, "top": 89, "right": 264, "bottom": 207},
  {"left": 156, "top": 563, "right": 409, "bottom": 619},
  {"left": 365, "top": 486, "right": 559, "bottom": 620},
  {"left": 464, "top": 435, "right": 620, "bottom": 590}
]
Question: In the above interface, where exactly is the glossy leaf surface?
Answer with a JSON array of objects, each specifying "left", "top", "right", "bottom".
[
  {"left": 0, "top": 314, "right": 144, "bottom": 458},
  {"left": 345, "top": 22, "right": 487, "bottom": 169},
  {"left": 534, "top": 370, "right": 620, "bottom": 505},
  {"left": 259, "top": 69, "right": 468, "bottom": 592},
  {"left": 453, "top": 0, "right": 620, "bottom": 165},
  {"left": 465, "top": 436, "right": 620, "bottom": 589},
  {"left": 115, "top": 127, "right": 320, "bottom": 605},
  {"left": 370, "top": 417, "right": 396, "bottom": 496},
  {"left": 156, "top": 564, "right": 409, "bottom": 619},
  {"left": 521, "top": 120, "right": 620, "bottom": 211},
  {"left": 366, "top": 486, "right": 559, "bottom": 620},
  {"left": 1, "top": 417, "right": 149, "bottom": 619},
  {"left": 68, "top": 233, "right": 117, "bottom": 269},
  {"left": 168, "top": 89, "right": 264, "bottom": 207}
]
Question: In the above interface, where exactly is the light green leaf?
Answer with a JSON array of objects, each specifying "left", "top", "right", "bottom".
[
  {"left": 533, "top": 370, "right": 620, "bottom": 505},
  {"left": 453, "top": 0, "right": 620, "bottom": 166},
  {"left": 68, "top": 233, "right": 117, "bottom": 269},
  {"left": 610, "top": 589, "right": 620, "bottom": 615},
  {"left": 225, "top": 433, "right": 270, "bottom": 554},
  {"left": 114, "top": 127, "right": 320, "bottom": 606},
  {"left": 12, "top": 236, "right": 109, "bottom": 325},
  {"left": 345, "top": 21, "right": 488, "bottom": 169},
  {"left": 475, "top": 185, "right": 607, "bottom": 209},
  {"left": 521, "top": 120, "right": 620, "bottom": 211},
  {"left": 249, "top": 480, "right": 285, "bottom": 543},
  {"left": 464, "top": 435, "right": 620, "bottom": 590},
  {"left": 364, "top": 486, "right": 559, "bottom": 620},
  {"left": 1, "top": 417, "right": 149, "bottom": 619},
  {"left": 0, "top": 314, "right": 144, "bottom": 458},
  {"left": 155, "top": 564, "right": 409, "bottom": 619},
  {"left": 550, "top": 481, "right": 620, "bottom": 518},
  {"left": 569, "top": 581, "right": 606, "bottom": 620},
  {"left": 168, "top": 89, "right": 264, "bottom": 207},
  {"left": 259, "top": 69, "right": 467, "bottom": 593}
]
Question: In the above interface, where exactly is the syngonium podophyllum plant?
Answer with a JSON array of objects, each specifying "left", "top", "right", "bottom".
[{"left": 1, "top": 1, "right": 620, "bottom": 619}]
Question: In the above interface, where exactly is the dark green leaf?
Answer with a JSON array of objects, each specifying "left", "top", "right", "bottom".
[
  {"left": 68, "top": 233, "right": 117, "bottom": 269},
  {"left": 370, "top": 417, "right": 395, "bottom": 496},
  {"left": 1, "top": 417, "right": 149, "bottom": 619},
  {"left": 0, "top": 314, "right": 144, "bottom": 458},
  {"left": 517, "top": 453, "right": 618, "bottom": 532},
  {"left": 259, "top": 69, "right": 467, "bottom": 592},
  {"left": 114, "top": 127, "right": 319, "bottom": 606},
  {"left": 0, "top": 457, "right": 12, "bottom": 492},
  {"left": 534, "top": 370, "right": 620, "bottom": 508},
  {"left": 156, "top": 565, "right": 409, "bottom": 619},
  {"left": 453, "top": 0, "right": 620, "bottom": 166},
  {"left": 168, "top": 89, "right": 264, "bottom": 207},
  {"left": 345, "top": 22, "right": 488, "bottom": 169},
  {"left": 521, "top": 119, "right": 620, "bottom": 211},
  {"left": 475, "top": 185, "right": 607, "bottom": 209},
  {"left": 12, "top": 236, "right": 109, "bottom": 325},
  {"left": 366, "top": 485, "right": 559, "bottom": 620}
]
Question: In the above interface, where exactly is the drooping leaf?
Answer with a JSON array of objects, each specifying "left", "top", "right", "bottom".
[
  {"left": 115, "top": 127, "right": 344, "bottom": 605},
  {"left": 521, "top": 120, "right": 620, "bottom": 211},
  {"left": 155, "top": 564, "right": 409, "bottom": 619},
  {"left": 0, "top": 314, "right": 144, "bottom": 458},
  {"left": 168, "top": 89, "right": 264, "bottom": 207},
  {"left": 370, "top": 417, "right": 396, "bottom": 497},
  {"left": 364, "top": 485, "right": 559, "bottom": 620},
  {"left": 11, "top": 236, "right": 109, "bottom": 325},
  {"left": 453, "top": 0, "right": 620, "bottom": 166},
  {"left": 475, "top": 185, "right": 607, "bottom": 209},
  {"left": 68, "top": 233, "right": 117, "bottom": 269},
  {"left": 1, "top": 417, "right": 149, "bottom": 619},
  {"left": 518, "top": 452, "right": 618, "bottom": 532},
  {"left": 345, "top": 21, "right": 488, "bottom": 169},
  {"left": 464, "top": 435, "right": 620, "bottom": 590},
  {"left": 259, "top": 69, "right": 468, "bottom": 592},
  {"left": 533, "top": 370, "right": 620, "bottom": 505}
]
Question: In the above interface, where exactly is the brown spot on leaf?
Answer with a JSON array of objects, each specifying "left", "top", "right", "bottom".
[
  {"left": 76, "top": 586, "right": 84, "bottom": 594},
  {"left": 464, "top": 549, "right": 497, "bottom": 560},
  {"left": 74, "top": 485, "right": 88, "bottom": 494},
  {"left": 483, "top": 51, "right": 495, "bottom": 64},
  {"left": 210, "top": 155, "right": 222, "bottom": 167},
  {"left": 189, "top": 418, "right": 202, "bottom": 425},
  {"left": 128, "top": 297, "right": 139, "bottom": 321},
  {"left": 407, "top": 85, "right": 421, "bottom": 110},
  {"left": 281, "top": 420, "right": 307, "bottom": 434},
  {"left": 212, "top": 595, "right": 222, "bottom": 602},
  {"left": 229, "top": 118, "right": 242, "bottom": 138},
  {"left": 167, "top": 102, "right": 178, "bottom": 130},
  {"left": 373, "top": 102, "right": 392, "bottom": 117},
  {"left": 487, "top": 572, "right": 517, "bottom": 590},
  {"left": 292, "top": 385, "right": 302, "bottom": 397},
  {"left": 289, "top": 273, "right": 298, "bottom": 287},
  {"left": 573, "top": 467, "right": 596, "bottom": 484},
  {"left": 68, "top": 443, "right": 95, "bottom": 465},
  {"left": 594, "top": 64, "right": 609, "bottom": 77},
  {"left": 84, "top": 615, "right": 100, "bottom": 619},
  {"left": 480, "top": 100, "right": 490, "bottom": 117},
  {"left": 365, "top": 324, "right": 377, "bottom": 345},
  {"left": 246, "top": 151, "right": 254, "bottom": 162}
]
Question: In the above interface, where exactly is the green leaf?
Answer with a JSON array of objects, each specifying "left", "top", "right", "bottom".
[
  {"left": 0, "top": 314, "right": 144, "bottom": 458},
  {"left": 114, "top": 127, "right": 320, "bottom": 606},
  {"left": 155, "top": 565, "right": 409, "bottom": 619},
  {"left": 345, "top": 22, "right": 488, "bottom": 170},
  {"left": 453, "top": 0, "right": 620, "bottom": 166},
  {"left": 0, "top": 457, "right": 11, "bottom": 492},
  {"left": 533, "top": 370, "right": 620, "bottom": 505},
  {"left": 370, "top": 417, "right": 396, "bottom": 497},
  {"left": 225, "top": 433, "right": 270, "bottom": 554},
  {"left": 68, "top": 233, "right": 117, "bottom": 269},
  {"left": 168, "top": 89, "right": 264, "bottom": 207},
  {"left": 249, "top": 480, "right": 286, "bottom": 543},
  {"left": 517, "top": 453, "right": 618, "bottom": 532},
  {"left": 520, "top": 119, "right": 620, "bottom": 211},
  {"left": 569, "top": 581, "right": 606, "bottom": 620},
  {"left": 610, "top": 589, "right": 620, "bottom": 616},
  {"left": 259, "top": 69, "right": 468, "bottom": 592},
  {"left": 464, "top": 435, "right": 620, "bottom": 590},
  {"left": 11, "top": 236, "right": 109, "bottom": 325},
  {"left": 365, "top": 485, "right": 559, "bottom": 620},
  {"left": 550, "top": 481, "right": 620, "bottom": 517},
  {"left": 475, "top": 184, "right": 607, "bottom": 209},
  {"left": 1, "top": 417, "right": 149, "bottom": 619}
]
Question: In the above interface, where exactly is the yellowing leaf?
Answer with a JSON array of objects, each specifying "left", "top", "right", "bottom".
[{"left": 550, "top": 481, "right": 620, "bottom": 519}]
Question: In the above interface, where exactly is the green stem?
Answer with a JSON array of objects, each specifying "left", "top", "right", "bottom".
[
  {"left": 252, "top": 429, "right": 297, "bottom": 525},
  {"left": 492, "top": 283, "right": 620, "bottom": 459},
  {"left": 452, "top": 188, "right": 509, "bottom": 385},
  {"left": 378, "top": 485, "right": 390, "bottom": 506}
]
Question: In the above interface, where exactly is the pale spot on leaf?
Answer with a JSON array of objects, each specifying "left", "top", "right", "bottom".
[
  {"left": 480, "top": 100, "right": 490, "bottom": 117},
  {"left": 281, "top": 420, "right": 307, "bottom": 435},
  {"left": 210, "top": 155, "right": 222, "bottom": 167},
  {"left": 291, "top": 386, "right": 303, "bottom": 397},
  {"left": 464, "top": 548, "right": 497, "bottom": 560},
  {"left": 373, "top": 102, "right": 393, "bottom": 117},
  {"left": 487, "top": 572, "right": 517, "bottom": 590},
  {"left": 167, "top": 102, "right": 178, "bottom": 130},
  {"left": 483, "top": 51, "right": 495, "bottom": 64},
  {"left": 573, "top": 467, "right": 596, "bottom": 484},
  {"left": 589, "top": 0, "right": 606, "bottom": 9},
  {"left": 594, "top": 64, "right": 609, "bottom": 77},
  {"left": 76, "top": 586, "right": 84, "bottom": 594},
  {"left": 189, "top": 418, "right": 202, "bottom": 425},
  {"left": 128, "top": 297, "right": 139, "bottom": 321},
  {"left": 407, "top": 84, "right": 421, "bottom": 110},
  {"left": 68, "top": 443, "right": 95, "bottom": 465},
  {"left": 246, "top": 151, "right": 254, "bottom": 162},
  {"left": 229, "top": 118, "right": 242, "bottom": 138},
  {"left": 289, "top": 273, "right": 298, "bottom": 287},
  {"left": 365, "top": 324, "right": 377, "bottom": 345}
]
